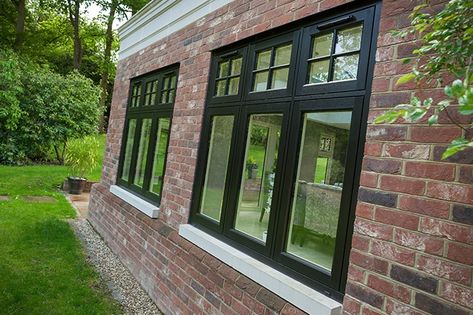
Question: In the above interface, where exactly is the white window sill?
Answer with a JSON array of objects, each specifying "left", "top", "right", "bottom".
[
  {"left": 179, "top": 224, "right": 342, "bottom": 315},
  {"left": 110, "top": 185, "right": 159, "bottom": 218}
]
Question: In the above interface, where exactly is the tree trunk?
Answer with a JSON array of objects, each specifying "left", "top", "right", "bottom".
[
  {"left": 14, "top": 0, "right": 26, "bottom": 50},
  {"left": 98, "top": 0, "right": 118, "bottom": 131},
  {"left": 67, "top": 0, "right": 82, "bottom": 69}
]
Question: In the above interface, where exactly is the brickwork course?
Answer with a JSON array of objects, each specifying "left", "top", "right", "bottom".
[{"left": 88, "top": 0, "right": 473, "bottom": 314}]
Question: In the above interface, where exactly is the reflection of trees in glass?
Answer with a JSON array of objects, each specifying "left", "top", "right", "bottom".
[
  {"left": 335, "top": 25, "right": 362, "bottom": 53},
  {"left": 334, "top": 55, "right": 359, "bottom": 80}
]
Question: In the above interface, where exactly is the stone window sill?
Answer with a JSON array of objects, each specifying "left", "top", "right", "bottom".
[
  {"left": 178, "top": 224, "right": 342, "bottom": 315},
  {"left": 110, "top": 185, "right": 159, "bottom": 218}
]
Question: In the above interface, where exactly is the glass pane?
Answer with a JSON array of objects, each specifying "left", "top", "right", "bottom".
[
  {"left": 168, "top": 89, "right": 175, "bottom": 103},
  {"left": 308, "top": 59, "right": 330, "bottom": 84},
  {"left": 133, "top": 119, "right": 152, "bottom": 188},
  {"left": 163, "top": 76, "right": 170, "bottom": 90},
  {"left": 144, "top": 94, "right": 151, "bottom": 106},
  {"left": 150, "top": 118, "right": 170, "bottom": 196},
  {"left": 160, "top": 91, "right": 168, "bottom": 103},
  {"left": 274, "top": 44, "right": 292, "bottom": 66},
  {"left": 121, "top": 119, "right": 137, "bottom": 181},
  {"left": 215, "top": 79, "right": 227, "bottom": 96},
  {"left": 235, "top": 114, "right": 282, "bottom": 242},
  {"left": 200, "top": 116, "right": 234, "bottom": 221},
  {"left": 312, "top": 33, "right": 333, "bottom": 58},
  {"left": 132, "top": 84, "right": 141, "bottom": 96},
  {"left": 218, "top": 60, "right": 229, "bottom": 78},
  {"left": 333, "top": 54, "right": 359, "bottom": 81},
  {"left": 335, "top": 25, "right": 363, "bottom": 53},
  {"left": 231, "top": 57, "right": 242, "bottom": 75},
  {"left": 228, "top": 77, "right": 240, "bottom": 95},
  {"left": 271, "top": 67, "right": 289, "bottom": 89},
  {"left": 131, "top": 84, "right": 141, "bottom": 107},
  {"left": 150, "top": 93, "right": 156, "bottom": 105},
  {"left": 256, "top": 49, "right": 271, "bottom": 70},
  {"left": 286, "top": 111, "right": 352, "bottom": 271},
  {"left": 170, "top": 74, "right": 177, "bottom": 89},
  {"left": 253, "top": 71, "right": 269, "bottom": 92}
]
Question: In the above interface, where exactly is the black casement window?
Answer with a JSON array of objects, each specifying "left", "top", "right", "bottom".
[
  {"left": 117, "top": 65, "right": 179, "bottom": 204},
  {"left": 191, "top": 3, "right": 380, "bottom": 301}
]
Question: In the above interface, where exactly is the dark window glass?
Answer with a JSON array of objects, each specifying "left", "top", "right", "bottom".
[
  {"left": 252, "top": 44, "right": 292, "bottom": 92},
  {"left": 215, "top": 56, "right": 243, "bottom": 96}
]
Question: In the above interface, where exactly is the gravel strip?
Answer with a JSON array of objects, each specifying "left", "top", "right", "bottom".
[{"left": 70, "top": 218, "right": 162, "bottom": 315}]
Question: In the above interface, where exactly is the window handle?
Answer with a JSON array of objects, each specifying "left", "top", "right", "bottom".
[{"left": 317, "top": 15, "right": 354, "bottom": 30}]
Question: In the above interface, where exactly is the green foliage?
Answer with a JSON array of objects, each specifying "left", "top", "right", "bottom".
[
  {"left": 376, "top": 0, "right": 473, "bottom": 159},
  {"left": 65, "top": 136, "right": 101, "bottom": 179},
  {"left": 0, "top": 49, "right": 102, "bottom": 164}
]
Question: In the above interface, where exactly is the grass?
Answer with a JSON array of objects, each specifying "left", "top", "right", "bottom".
[
  {"left": 0, "top": 142, "right": 122, "bottom": 314},
  {"left": 88, "top": 134, "right": 106, "bottom": 182}
]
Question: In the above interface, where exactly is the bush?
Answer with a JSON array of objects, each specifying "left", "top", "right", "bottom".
[
  {"left": 0, "top": 49, "right": 102, "bottom": 164},
  {"left": 64, "top": 136, "right": 100, "bottom": 179}
]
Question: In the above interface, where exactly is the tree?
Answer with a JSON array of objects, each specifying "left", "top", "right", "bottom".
[
  {"left": 375, "top": 0, "right": 473, "bottom": 158},
  {"left": 13, "top": 0, "right": 26, "bottom": 50},
  {"left": 65, "top": 0, "right": 83, "bottom": 69}
]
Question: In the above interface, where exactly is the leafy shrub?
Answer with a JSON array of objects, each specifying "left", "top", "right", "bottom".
[
  {"left": 0, "top": 49, "right": 102, "bottom": 164},
  {"left": 64, "top": 136, "right": 100, "bottom": 179}
]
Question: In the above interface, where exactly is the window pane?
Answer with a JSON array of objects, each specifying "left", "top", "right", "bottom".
[
  {"left": 256, "top": 49, "right": 271, "bottom": 70},
  {"left": 150, "top": 118, "right": 170, "bottom": 196},
  {"left": 274, "top": 44, "right": 292, "bottom": 66},
  {"left": 133, "top": 119, "right": 152, "bottom": 188},
  {"left": 131, "top": 84, "right": 141, "bottom": 107},
  {"left": 170, "top": 74, "right": 177, "bottom": 89},
  {"left": 308, "top": 59, "right": 330, "bottom": 84},
  {"left": 121, "top": 119, "right": 137, "bottom": 181},
  {"left": 333, "top": 54, "right": 359, "bottom": 81},
  {"left": 231, "top": 57, "right": 242, "bottom": 75},
  {"left": 286, "top": 111, "right": 352, "bottom": 271},
  {"left": 168, "top": 89, "right": 175, "bottom": 103},
  {"left": 335, "top": 25, "right": 363, "bottom": 53},
  {"left": 253, "top": 71, "right": 269, "bottom": 92},
  {"left": 235, "top": 114, "right": 282, "bottom": 242},
  {"left": 200, "top": 116, "right": 234, "bottom": 222},
  {"left": 215, "top": 79, "right": 227, "bottom": 96},
  {"left": 312, "top": 33, "right": 333, "bottom": 58},
  {"left": 228, "top": 77, "right": 240, "bottom": 95},
  {"left": 271, "top": 67, "right": 289, "bottom": 89},
  {"left": 163, "top": 76, "right": 170, "bottom": 90},
  {"left": 160, "top": 91, "right": 168, "bottom": 103},
  {"left": 218, "top": 60, "right": 229, "bottom": 78}
]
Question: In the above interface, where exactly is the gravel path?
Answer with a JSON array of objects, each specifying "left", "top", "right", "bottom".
[{"left": 70, "top": 218, "right": 162, "bottom": 315}]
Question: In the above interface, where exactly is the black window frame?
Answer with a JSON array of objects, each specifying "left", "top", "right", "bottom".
[
  {"left": 117, "top": 65, "right": 179, "bottom": 205},
  {"left": 190, "top": 1, "right": 381, "bottom": 301}
]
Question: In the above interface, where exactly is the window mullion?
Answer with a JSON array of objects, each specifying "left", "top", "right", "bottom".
[{"left": 267, "top": 47, "right": 276, "bottom": 90}]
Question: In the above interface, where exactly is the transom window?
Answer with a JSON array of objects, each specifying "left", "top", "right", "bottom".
[
  {"left": 117, "top": 66, "right": 178, "bottom": 204},
  {"left": 191, "top": 4, "right": 377, "bottom": 301},
  {"left": 215, "top": 56, "right": 242, "bottom": 96},
  {"left": 308, "top": 24, "right": 363, "bottom": 84}
]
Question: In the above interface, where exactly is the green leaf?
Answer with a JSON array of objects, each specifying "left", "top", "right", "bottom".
[
  {"left": 396, "top": 73, "right": 416, "bottom": 85},
  {"left": 428, "top": 114, "right": 438, "bottom": 125},
  {"left": 441, "top": 138, "right": 471, "bottom": 159}
]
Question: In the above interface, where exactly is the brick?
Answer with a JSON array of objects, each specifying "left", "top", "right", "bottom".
[
  {"left": 390, "top": 265, "right": 438, "bottom": 293},
  {"left": 415, "top": 292, "right": 469, "bottom": 315},
  {"left": 399, "top": 195, "right": 450, "bottom": 219},
  {"left": 440, "top": 282, "right": 473, "bottom": 309},
  {"left": 393, "top": 229, "right": 444, "bottom": 255},
  {"left": 255, "top": 288, "right": 285, "bottom": 312},
  {"left": 385, "top": 299, "right": 424, "bottom": 315},
  {"left": 433, "top": 146, "right": 473, "bottom": 164},
  {"left": 379, "top": 175, "right": 425, "bottom": 195},
  {"left": 342, "top": 295, "right": 362, "bottom": 315},
  {"left": 383, "top": 143, "right": 430, "bottom": 160},
  {"left": 366, "top": 125, "right": 407, "bottom": 141},
  {"left": 363, "top": 158, "right": 401, "bottom": 174},
  {"left": 416, "top": 255, "right": 472, "bottom": 286},
  {"left": 355, "top": 202, "right": 375, "bottom": 220},
  {"left": 410, "top": 126, "right": 462, "bottom": 143},
  {"left": 345, "top": 283, "right": 385, "bottom": 309},
  {"left": 452, "top": 204, "right": 473, "bottom": 225},
  {"left": 447, "top": 243, "right": 473, "bottom": 265},
  {"left": 364, "top": 142, "right": 383, "bottom": 157},
  {"left": 371, "top": 240, "right": 415, "bottom": 266},
  {"left": 358, "top": 188, "right": 397, "bottom": 207},
  {"left": 370, "top": 92, "right": 410, "bottom": 108},
  {"left": 367, "top": 274, "right": 410, "bottom": 303},
  {"left": 359, "top": 172, "right": 378, "bottom": 188},
  {"left": 354, "top": 218, "right": 393, "bottom": 241},
  {"left": 352, "top": 234, "right": 370, "bottom": 251},
  {"left": 375, "top": 208, "right": 419, "bottom": 230},
  {"left": 426, "top": 182, "right": 473, "bottom": 204},
  {"left": 361, "top": 306, "right": 383, "bottom": 315},
  {"left": 235, "top": 276, "right": 260, "bottom": 296},
  {"left": 405, "top": 162, "right": 455, "bottom": 181},
  {"left": 458, "top": 166, "right": 473, "bottom": 184},
  {"left": 349, "top": 250, "right": 389, "bottom": 275}
]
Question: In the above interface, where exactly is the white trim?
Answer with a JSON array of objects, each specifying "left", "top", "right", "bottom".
[
  {"left": 179, "top": 224, "right": 342, "bottom": 315},
  {"left": 118, "top": 0, "right": 233, "bottom": 60},
  {"left": 110, "top": 185, "right": 159, "bottom": 218}
]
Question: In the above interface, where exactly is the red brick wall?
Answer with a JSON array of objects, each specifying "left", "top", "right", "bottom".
[{"left": 88, "top": 0, "right": 473, "bottom": 314}]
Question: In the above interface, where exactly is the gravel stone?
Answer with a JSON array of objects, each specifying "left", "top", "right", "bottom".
[{"left": 70, "top": 218, "right": 162, "bottom": 315}]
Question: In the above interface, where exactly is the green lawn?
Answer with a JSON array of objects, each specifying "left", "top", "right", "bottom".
[{"left": 0, "top": 151, "right": 121, "bottom": 314}]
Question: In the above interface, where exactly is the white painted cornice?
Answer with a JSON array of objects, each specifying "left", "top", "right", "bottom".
[{"left": 118, "top": 0, "right": 233, "bottom": 60}]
